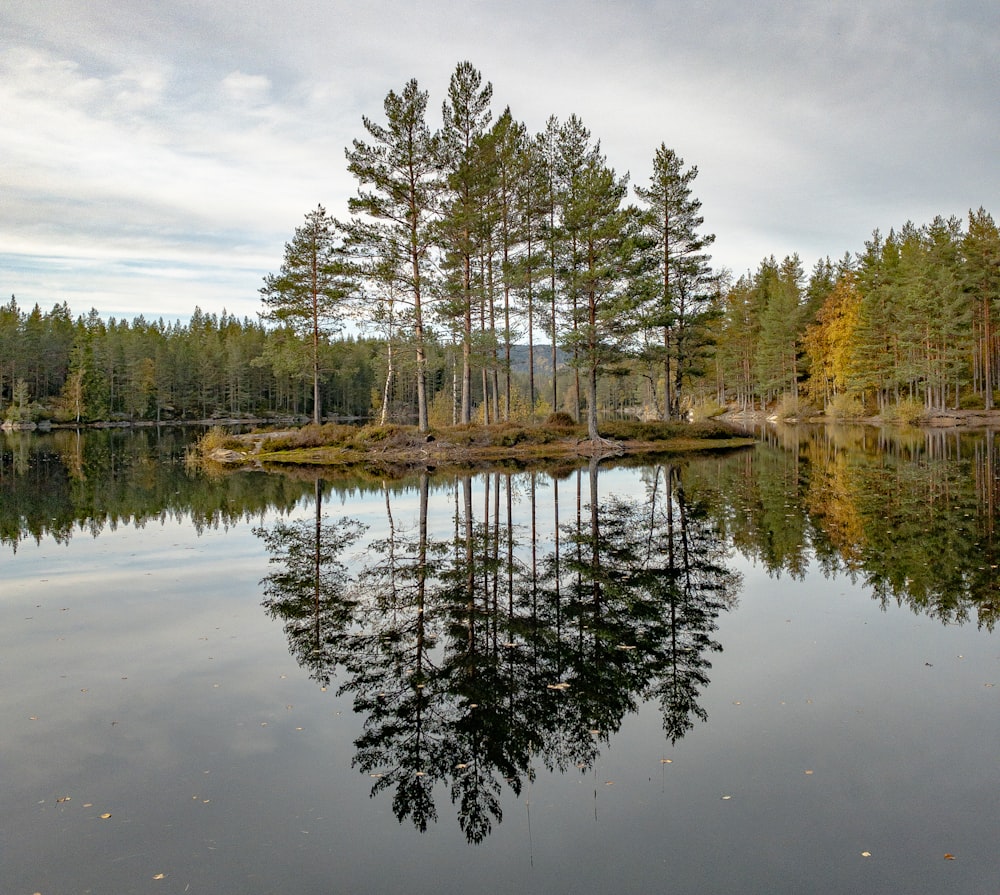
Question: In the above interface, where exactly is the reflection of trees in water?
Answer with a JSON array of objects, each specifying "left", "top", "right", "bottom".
[
  {"left": 0, "top": 428, "right": 321, "bottom": 550},
  {"left": 694, "top": 425, "right": 1000, "bottom": 628},
  {"left": 258, "top": 460, "right": 740, "bottom": 842},
  {"left": 256, "top": 479, "right": 367, "bottom": 686}
]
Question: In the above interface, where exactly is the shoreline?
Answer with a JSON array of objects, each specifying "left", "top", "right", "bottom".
[{"left": 719, "top": 408, "right": 1000, "bottom": 429}]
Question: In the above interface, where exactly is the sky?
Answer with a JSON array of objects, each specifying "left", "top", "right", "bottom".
[{"left": 2, "top": 0, "right": 998, "bottom": 323}]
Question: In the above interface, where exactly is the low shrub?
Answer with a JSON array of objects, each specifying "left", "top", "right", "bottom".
[
  {"left": 826, "top": 393, "right": 866, "bottom": 420},
  {"left": 879, "top": 397, "right": 925, "bottom": 425},
  {"left": 198, "top": 425, "right": 242, "bottom": 453},
  {"left": 545, "top": 411, "right": 577, "bottom": 428},
  {"left": 600, "top": 419, "right": 736, "bottom": 441}
]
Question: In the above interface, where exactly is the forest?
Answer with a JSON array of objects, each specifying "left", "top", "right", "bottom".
[{"left": 2, "top": 62, "right": 998, "bottom": 429}]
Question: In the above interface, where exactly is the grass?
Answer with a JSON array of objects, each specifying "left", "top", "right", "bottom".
[{"left": 193, "top": 418, "right": 754, "bottom": 474}]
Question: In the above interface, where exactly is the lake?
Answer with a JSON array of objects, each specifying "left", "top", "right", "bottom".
[{"left": 2, "top": 425, "right": 998, "bottom": 894}]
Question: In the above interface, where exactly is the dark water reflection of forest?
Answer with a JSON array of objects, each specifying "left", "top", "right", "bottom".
[{"left": 4, "top": 424, "right": 997, "bottom": 630}]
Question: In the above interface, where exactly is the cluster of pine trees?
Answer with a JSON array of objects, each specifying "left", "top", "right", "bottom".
[
  {"left": 262, "top": 62, "right": 718, "bottom": 437},
  {"left": 4, "top": 61, "right": 997, "bottom": 427}
]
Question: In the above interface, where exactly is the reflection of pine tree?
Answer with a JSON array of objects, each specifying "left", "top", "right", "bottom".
[
  {"left": 256, "top": 479, "right": 367, "bottom": 687},
  {"left": 344, "top": 473, "right": 445, "bottom": 833},
  {"left": 640, "top": 465, "right": 740, "bottom": 744}
]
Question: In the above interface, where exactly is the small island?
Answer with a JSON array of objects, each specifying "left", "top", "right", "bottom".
[{"left": 194, "top": 417, "right": 753, "bottom": 476}]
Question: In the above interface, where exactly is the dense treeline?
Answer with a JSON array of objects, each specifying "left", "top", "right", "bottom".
[
  {"left": 4, "top": 61, "right": 997, "bottom": 427},
  {"left": 714, "top": 209, "right": 1000, "bottom": 416},
  {"left": 0, "top": 300, "right": 384, "bottom": 423}
]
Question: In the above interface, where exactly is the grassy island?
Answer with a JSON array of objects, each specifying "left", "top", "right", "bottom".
[{"left": 193, "top": 418, "right": 754, "bottom": 477}]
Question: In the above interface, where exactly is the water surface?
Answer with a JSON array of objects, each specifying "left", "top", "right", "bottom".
[{"left": 2, "top": 426, "right": 998, "bottom": 894}]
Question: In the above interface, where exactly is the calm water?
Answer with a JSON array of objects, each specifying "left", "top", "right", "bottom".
[{"left": 2, "top": 426, "right": 998, "bottom": 894}]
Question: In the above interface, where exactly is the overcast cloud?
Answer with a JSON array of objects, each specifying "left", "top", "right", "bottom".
[{"left": 2, "top": 0, "right": 997, "bottom": 321}]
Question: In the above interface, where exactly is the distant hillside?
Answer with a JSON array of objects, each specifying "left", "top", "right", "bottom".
[{"left": 508, "top": 344, "right": 569, "bottom": 375}]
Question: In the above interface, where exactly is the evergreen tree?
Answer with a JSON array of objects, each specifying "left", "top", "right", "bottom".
[
  {"left": 260, "top": 205, "right": 353, "bottom": 424},
  {"left": 635, "top": 145, "right": 715, "bottom": 418},
  {"left": 345, "top": 79, "right": 440, "bottom": 432},
  {"left": 962, "top": 207, "right": 1000, "bottom": 409},
  {"left": 437, "top": 62, "right": 493, "bottom": 424},
  {"left": 559, "top": 151, "right": 639, "bottom": 442}
]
